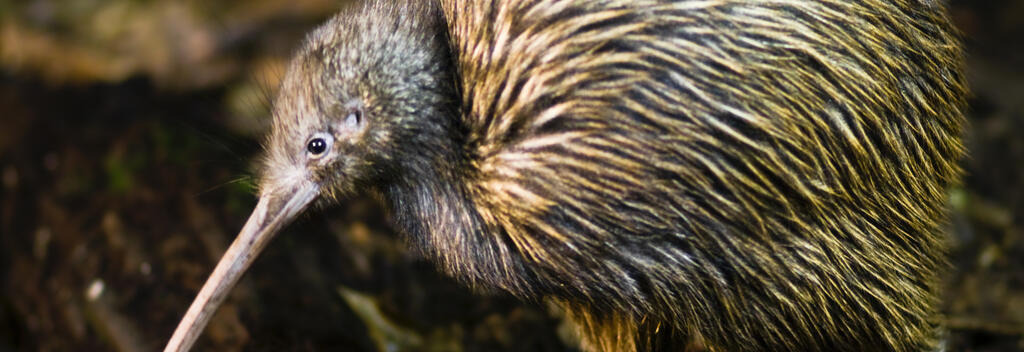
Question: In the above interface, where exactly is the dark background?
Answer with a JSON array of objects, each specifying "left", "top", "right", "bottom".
[{"left": 1, "top": 0, "right": 1021, "bottom": 351}]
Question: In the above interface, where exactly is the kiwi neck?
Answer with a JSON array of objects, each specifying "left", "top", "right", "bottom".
[{"left": 380, "top": 128, "right": 538, "bottom": 295}]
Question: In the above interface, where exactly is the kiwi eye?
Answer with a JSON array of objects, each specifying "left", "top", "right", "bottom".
[{"left": 306, "top": 137, "right": 328, "bottom": 155}]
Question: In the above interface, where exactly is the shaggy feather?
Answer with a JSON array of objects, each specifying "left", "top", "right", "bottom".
[{"left": 262, "top": 0, "right": 967, "bottom": 350}]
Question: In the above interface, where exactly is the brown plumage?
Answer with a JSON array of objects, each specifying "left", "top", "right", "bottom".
[{"left": 164, "top": 0, "right": 968, "bottom": 351}]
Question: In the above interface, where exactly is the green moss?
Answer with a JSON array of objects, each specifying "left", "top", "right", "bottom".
[{"left": 104, "top": 147, "right": 146, "bottom": 194}]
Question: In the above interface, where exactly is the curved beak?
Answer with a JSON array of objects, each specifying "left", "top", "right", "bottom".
[{"left": 164, "top": 182, "right": 318, "bottom": 352}]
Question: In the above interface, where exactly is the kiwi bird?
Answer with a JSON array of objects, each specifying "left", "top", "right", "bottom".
[{"left": 164, "top": 0, "right": 967, "bottom": 351}]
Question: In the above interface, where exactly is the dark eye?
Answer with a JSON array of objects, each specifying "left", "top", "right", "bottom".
[{"left": 307, "top": 138, "right": 328, "bottom": 155}]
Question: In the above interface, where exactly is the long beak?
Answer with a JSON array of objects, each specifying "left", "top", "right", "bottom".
[{"left": 164, "top": 183, "right": 318, "bottom": 352}]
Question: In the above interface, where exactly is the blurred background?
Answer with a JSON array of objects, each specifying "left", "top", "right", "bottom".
[{"left": 0, "top": 0, "right": 1021, "bottom": 351}]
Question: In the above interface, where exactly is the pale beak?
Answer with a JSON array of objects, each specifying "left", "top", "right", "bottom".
[{"left": 163, "top": 182, "right": 318, "bottom": 352}]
